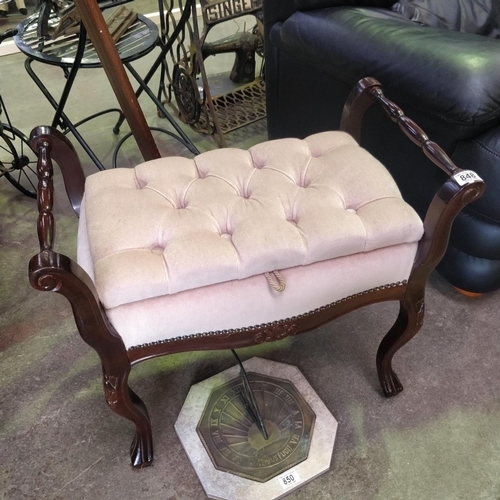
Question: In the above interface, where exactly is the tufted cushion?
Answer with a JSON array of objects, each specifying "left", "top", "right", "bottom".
[{"left": 78, "top": 131, "right": 424, "bottom": 347}]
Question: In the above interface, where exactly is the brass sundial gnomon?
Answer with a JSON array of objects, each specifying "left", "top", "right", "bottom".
[{"left": 197, "top": 372, "right": 315, "bottom": 483}]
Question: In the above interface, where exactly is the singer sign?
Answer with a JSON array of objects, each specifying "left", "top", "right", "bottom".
[{"left": 201, "top": 0, "right": 262, "bottom": 25}]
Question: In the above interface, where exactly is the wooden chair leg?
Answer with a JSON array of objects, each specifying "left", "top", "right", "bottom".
[
  {"left": 102, "top": 367, "right": 153, "bottom": 468},
  {"left": 376, "top": 296, "right": 425, "bottom": 397}
]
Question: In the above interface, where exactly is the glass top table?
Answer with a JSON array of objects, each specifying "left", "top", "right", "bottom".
[
  {"left": 12, "top": 6, "right": 197, "bottom": 170},
  {"left": 14, "top": 12, "right": 159, "bottom": 68}
]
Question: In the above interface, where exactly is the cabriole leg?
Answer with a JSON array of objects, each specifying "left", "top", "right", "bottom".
[
  {"left": 376, "top": 296, "right": 425, "bottom": 397},
  {"left": 103, "top": 368, "right": 153, "bottom": 467}
]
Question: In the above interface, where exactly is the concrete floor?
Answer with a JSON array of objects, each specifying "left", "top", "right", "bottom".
[{"left": 1, "top": 22, "right": 500, "bottom": 500}]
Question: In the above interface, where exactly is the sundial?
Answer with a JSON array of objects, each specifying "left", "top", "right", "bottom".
[
  {"left": 175, "top": 357, "right": 338, "bottom": 500},
  {"left": 197, "top": 372, "right": 315, "bottom": 483}
]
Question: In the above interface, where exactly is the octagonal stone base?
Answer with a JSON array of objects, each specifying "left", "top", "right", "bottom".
[{"left": 175, "top": 357, "right": 338, "bottom": 500}]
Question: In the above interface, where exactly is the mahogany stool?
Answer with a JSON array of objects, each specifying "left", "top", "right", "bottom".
[{"left": 29, "top": 78, "right": 484, "bottom": 467}]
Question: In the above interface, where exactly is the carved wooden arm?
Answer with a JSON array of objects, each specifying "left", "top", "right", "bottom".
[
  {"left": 340, "top": 77, "right": 485, "bottom": 288},
  {"left": 28, "top": 127, "right": 127, "bottom": 362},
  {"left": 30, "top": 126, "right": 85, "bottom": 218},
  {"left": 340, "top": 77, "right": 460, "bottom": 176}
]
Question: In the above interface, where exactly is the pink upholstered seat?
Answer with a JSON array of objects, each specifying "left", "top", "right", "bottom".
[{"left": 77, "top": 131, "right": 424, "bottom": 349}]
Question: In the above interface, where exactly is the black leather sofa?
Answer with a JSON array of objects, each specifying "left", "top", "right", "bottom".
[{"left": 263, "top": 0, "right": 500, "bottom": 293}]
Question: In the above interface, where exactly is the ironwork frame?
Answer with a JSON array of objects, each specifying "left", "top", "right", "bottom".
[
  {"left": 15, "top": 8, "right": 199, "bottom": 170},
  {"left": 152, "top": 0, "right": 265, "bottom": 147}
]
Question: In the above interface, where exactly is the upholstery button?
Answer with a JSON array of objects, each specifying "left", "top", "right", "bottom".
[
  {"left": 346, "top": 208, "right": 356, "bottom": 214},
  {"left": 151, "top": 246, "right": 164, "bottom": 255},
  {"left": 287, "top": 218, "right": 298, "bottom": 226},
  {"left": 220, "top": 232, "right": 232, "bottom": 240}
]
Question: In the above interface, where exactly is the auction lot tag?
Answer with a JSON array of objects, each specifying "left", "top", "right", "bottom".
[
  {"left": 453, "top": 170, "right": 482, "bottom": 186},
  {"left": 278, "top": 468, "right": 302, "bottom": 490}
]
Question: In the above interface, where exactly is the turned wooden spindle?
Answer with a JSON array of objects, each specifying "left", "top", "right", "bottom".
[
  {"left": 368, "top": 87, "right": 458, "bottom": 176},
  {"left": 36, "top": 141, "right": 55, "bottom": 252}
]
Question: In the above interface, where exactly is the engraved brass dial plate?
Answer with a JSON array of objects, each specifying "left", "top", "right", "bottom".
[{"left": 197, "top": 373, "right": 315, "bottom": 482}]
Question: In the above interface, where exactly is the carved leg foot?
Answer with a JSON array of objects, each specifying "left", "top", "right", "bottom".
[
  {"left": 103, "top": 370, "right": 153, "bottom": 467},
  {"left": 378, "top": 365, "right": 404, "bottom": 398},
  {"left": 376, "top": 297, "right": 424, "bottom": 397},
  {"left": 128, "top": 387, "right": 153, "bottom": 468},
  {"left": 130, "top": 423, "right": 153, "bottom": 468}
]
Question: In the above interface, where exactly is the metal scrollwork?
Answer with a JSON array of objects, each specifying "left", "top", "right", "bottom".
[{"left": 172, "top": 63, "right": 202, "bottom": 125}]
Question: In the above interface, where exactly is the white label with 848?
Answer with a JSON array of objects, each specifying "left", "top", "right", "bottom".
[{"left": 453, "top": 170, "right": 482, "bottom": 186}]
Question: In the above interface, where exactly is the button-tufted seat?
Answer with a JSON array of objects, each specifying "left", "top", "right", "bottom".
[{"left": 78, "top": 131, "right": 424, "bottom": 349}]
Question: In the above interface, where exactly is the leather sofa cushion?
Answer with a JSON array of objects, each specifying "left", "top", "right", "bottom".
[
  {"left": 295, "top": 0, "right": 395, "bottom": 9},
  {"left": 392, "top": 0, "right": 500, "bottom": 38},
  {"left": 78, "top": 131, "right": 423, "bottom": 311},
  {"left": 273, "top": 7, "right": 500, "bottom": 128},
  {"left": 449, "top": 126, "right": 500, "bottom": 260},
  {"left": 263, "top": 0, "right": 396, "bottom": 32}
]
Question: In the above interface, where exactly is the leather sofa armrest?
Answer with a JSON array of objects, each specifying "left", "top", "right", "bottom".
[
  {"left": 295, "top": 0, "right": 395, "bottom": 9},
  {"left": 263, "top": 0, "right": 396, "bottom": 33},
  {"left": 263, "top": 0, "right": 297, "bottom": 29},
  {"left": 275, "top": 7, "right": 500, "bottom": 128}
]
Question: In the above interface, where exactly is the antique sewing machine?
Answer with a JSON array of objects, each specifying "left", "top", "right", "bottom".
[
  {"left": 161, "top": 0, "right": 265, "bottom": 147},
  {"left": 202, "top": 30, "right": 261, "bottom": 85}
]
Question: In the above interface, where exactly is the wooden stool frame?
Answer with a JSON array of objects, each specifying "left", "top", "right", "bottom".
[{"left": 28, "top": 78, "right": 485, "bottom": 468}]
